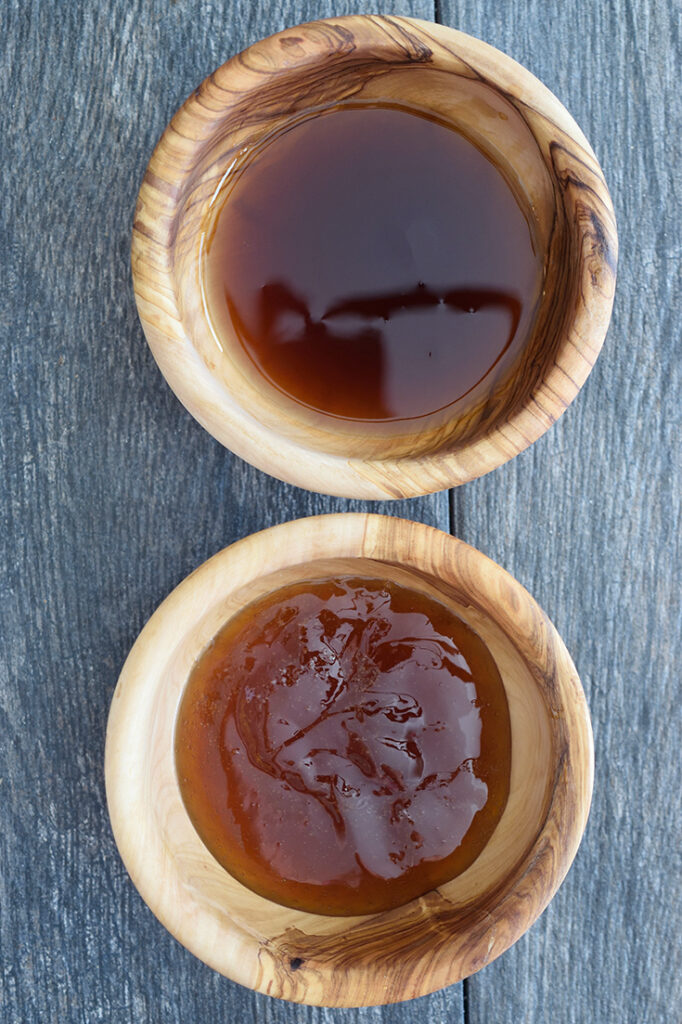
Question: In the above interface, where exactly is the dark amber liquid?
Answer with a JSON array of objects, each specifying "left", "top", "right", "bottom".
[
  {"left": 175, "top": 577, "right": 511, "bottom": 916},
  {"left": 203, "top": 103, "right": 542, "bottom": 423}
]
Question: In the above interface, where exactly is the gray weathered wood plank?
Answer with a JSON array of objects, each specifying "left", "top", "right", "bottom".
[
  {"left": 439, "top": 2, "right": 682, "bottom": 1023},
  {"left": 0, "top": 1, "right": 460, "bottom": 1022}
]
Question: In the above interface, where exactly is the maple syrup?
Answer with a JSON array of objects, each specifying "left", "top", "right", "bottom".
[
  {"left": 175, "top": 576, "right": 511, "bottom": 915},
  {"left": 202, "top": 103, "right": 542, "bottom": 424}
]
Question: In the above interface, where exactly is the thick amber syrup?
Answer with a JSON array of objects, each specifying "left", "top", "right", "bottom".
[
  {"left": 203, "top": 103, "right": 542, "bottom": 424},
  {"left": 175, "top": 577, "right": 511, "bottom": 915}
]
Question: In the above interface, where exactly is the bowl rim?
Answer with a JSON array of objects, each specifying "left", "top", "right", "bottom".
[
  {"left": 105, "top": 513, "right": 594, "bottom": 1006},
  {"left": 131, "top": 14, "right": 617, "bottom": 500}
]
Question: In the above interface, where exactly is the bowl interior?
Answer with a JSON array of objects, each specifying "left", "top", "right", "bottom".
[
  {"left": 155, "top": 557, "right": 554, "bottom": 920},
  {"left": 106, "top": 515, "right": 592, "bottom": 1006},
  {"left": 171, "top": 59, "right": 560, "bottom": 461}
]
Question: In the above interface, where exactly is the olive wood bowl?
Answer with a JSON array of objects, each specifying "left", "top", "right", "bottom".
[
  {"left": 132, "top": 15, "right": 617, "bottom": 499},
  {"left": 105, "top": 514, "right": 593, "bottom": 1007}
]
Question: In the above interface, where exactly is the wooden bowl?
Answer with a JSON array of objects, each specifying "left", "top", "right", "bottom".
[
  {"left": 105, "top": 514, "right": 593, "bottom": 1007},
  {"left": 132, "top": 15, "right": 617, "bottom": 500}
]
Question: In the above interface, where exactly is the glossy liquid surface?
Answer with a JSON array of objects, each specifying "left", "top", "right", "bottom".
[
  {"left": 175, "top": 577, "right": 512, "bottom": 915},
  {"left": 203, "top": 104, "right": 542, "bottom": 423}
]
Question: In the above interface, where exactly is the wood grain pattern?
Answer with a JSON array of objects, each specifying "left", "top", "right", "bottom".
[
  {"left": 0, "top": 0, "right": 679, "bottom": 1022},
  {"left": 440, "top": 3, "right": 682, "bottom": 1023},
  {"left": 132, "top": 15, "right": 617, "bottom": 498},
  {"left": 105, "top": 514, "right": 592, "bottom": 1006}
]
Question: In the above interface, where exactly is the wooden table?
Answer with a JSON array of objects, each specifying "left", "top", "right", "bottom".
[{"left": 1, "top": 2, "right": 679, "bottom": 1021}]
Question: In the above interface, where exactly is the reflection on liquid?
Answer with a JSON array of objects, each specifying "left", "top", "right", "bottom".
[
  {"left": 226, "top": 280, "right": 523, "bottom": 420},
  {"left": 175, "top": 577, "right": 512, "bottom": 915},
  {"left": 205, "top": 103, "right": 543, "bottom": 423}
]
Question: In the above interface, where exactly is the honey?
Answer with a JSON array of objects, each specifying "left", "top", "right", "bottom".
[
  {"left": 202, "top": 103, "right": 542, "bottom": 424},
  {"left": 175, "top": 576, "right": 511, "bottom": 916}
]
